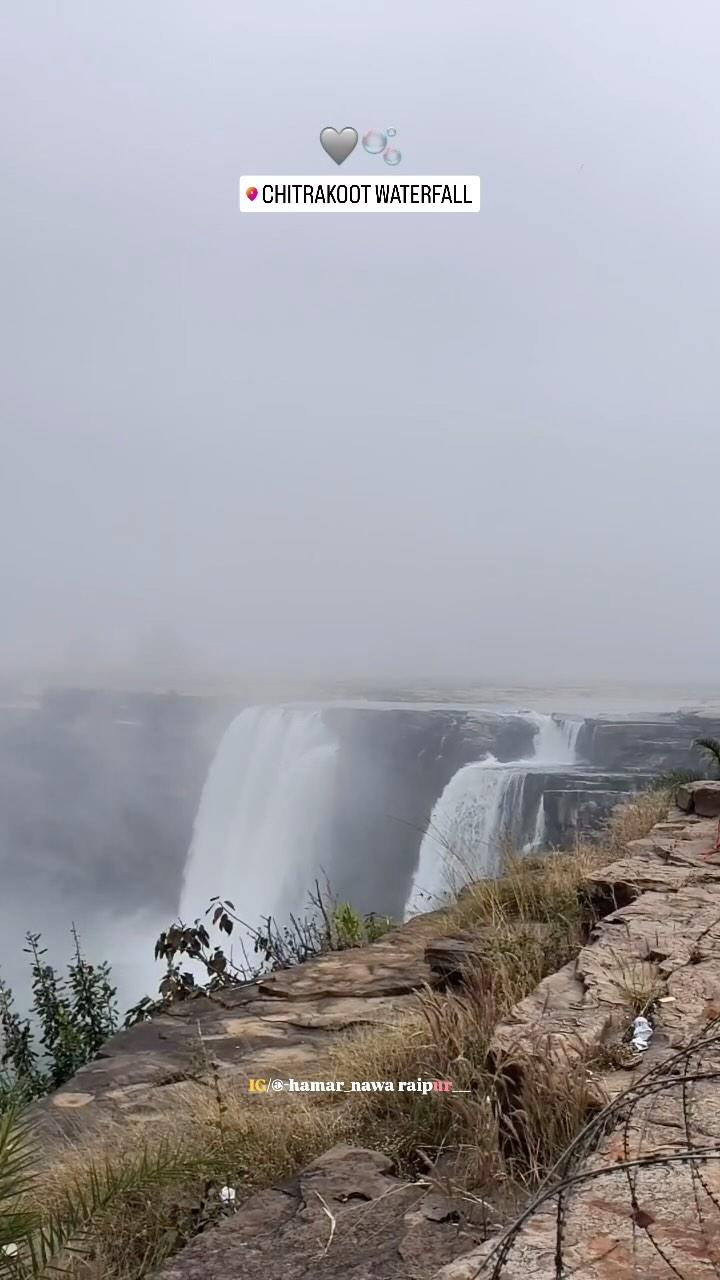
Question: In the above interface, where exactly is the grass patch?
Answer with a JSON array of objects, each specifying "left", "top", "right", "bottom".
[
  {"left": 608, "top": 956, "right": 666, "bottom": 1018},
  {"left": 22, "top": 1090, "right": 350, "bottom": 1278}
]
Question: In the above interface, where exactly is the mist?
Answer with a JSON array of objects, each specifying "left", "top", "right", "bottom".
[{"left": 1, "top": 0, "right": 719, "bottom": 690}]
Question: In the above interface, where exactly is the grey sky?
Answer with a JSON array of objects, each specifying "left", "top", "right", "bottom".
[{"left": 1, "top": 0, "right": 719, "bottom": 685}]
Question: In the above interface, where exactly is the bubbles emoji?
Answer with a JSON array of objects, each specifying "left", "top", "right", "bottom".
[
  {"left": 383, "top": 147, "right": 402, "bottom": 166},
  {"left": 362, "top": 129, "right": 387, "bottom": 155},
  {"left": 386, "top": 128, "right": 397, "bottom": 138}
]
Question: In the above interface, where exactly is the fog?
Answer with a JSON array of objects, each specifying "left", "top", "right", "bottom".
[{"left": 1, "top": 0, "right": 719, "bottom": 689}]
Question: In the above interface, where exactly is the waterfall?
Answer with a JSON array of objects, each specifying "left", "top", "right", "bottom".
[
  {"left": 403, "top": 712, "right": 582, "bottom": 916},
  {"left": 179, "top": 706, "right": 339, "bottom": 945},
  {"left": 527, "top": 712, "right": 583, "bottom": 763},
  {"left": 526, "top": 795, "right": 546, "bottom": 851}
]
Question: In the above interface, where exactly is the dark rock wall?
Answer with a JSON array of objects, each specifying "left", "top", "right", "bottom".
[
  {"left": 1, "top": 695, "right": 718, "bottom": 942},
  {"left": 577, "top": 714, "right": 720, "bottom": 772},
  {"left": 322, "top": 708, "right": 535, "bottom": 918}
]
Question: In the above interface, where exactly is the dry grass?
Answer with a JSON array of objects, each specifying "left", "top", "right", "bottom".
[
  {"left": 608, "top": 955, "right": 667, "bottom": 1017},
  {"left": 327, "top": 787, "right": 671, "bottom": 1186},
  {"left": 21, "top": 787, "right": 671, "bottom": 1279},
  {"left": 442, "top": 785, "right": 670, "bottom": 933},
  {"left": 31, "top": 1086, "right": 353, "bottom": 1278},
  {"left": 600, "top": 785, "right": 673, "bottom": 854}
]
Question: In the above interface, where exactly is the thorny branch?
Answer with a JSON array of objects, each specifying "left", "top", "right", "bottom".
[{"left": 479, "top": 1019, "right": 720, "bottom": 1279}]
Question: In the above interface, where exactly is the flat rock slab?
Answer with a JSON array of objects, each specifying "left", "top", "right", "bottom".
[
  {"left": 155, "top": 1145, "right": 484, "bottom": 1280},
  {"left": 585, "top": 808, "right": 720, "bottom": 906},
  {"left": 29, "top": 915, "right": 447, "bottom": 1143}
]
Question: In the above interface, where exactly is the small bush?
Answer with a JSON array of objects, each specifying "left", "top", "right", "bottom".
[
  {"left": 0, "top": 930, "right": 117, "bottom": 1109},
  {"left": 126, "top": 885, "right": 394, "bottom": 1025},
  {"left": 0, "top": 1104, "right": 191, "bottom": 1279},
  {"left": 695, "top": 736, "right": 720, "bottom": 778}
]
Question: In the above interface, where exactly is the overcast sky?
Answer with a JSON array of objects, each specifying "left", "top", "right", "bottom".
[{"left": 1, "top": 1, "right": 719, "bottom": 687}]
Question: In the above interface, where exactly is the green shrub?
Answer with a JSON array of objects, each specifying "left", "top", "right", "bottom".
[
  {"left": 695, "top": 736, "right": 720, "bottom": 777},
  {"left": 0, "top": 1104, "right": 190, "bottom": 1278},
  {"left": 0, "top": 930, "right": 118, "bottom": 1109},
  {"left": 127, "top": 886, "right": 395, "bottom": 1024}
]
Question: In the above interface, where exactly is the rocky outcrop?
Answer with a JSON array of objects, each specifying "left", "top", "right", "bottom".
[
  {"left": 435, "top": 1016, "right": 720, "bottom": 1278},
  {"left": 533, "top": 770, "right": 656, "bottom": 846},
  {"left": 489, "top": 805, "right": 720, "bottom": 1078},
  {"left": 155, "top": 1146, "right": 485, "bottom": 1280},
  {"left": 29, "top": 910, "right": 448, "bottom": 1145},
  {"left": 577, "top": 712, "right": 720, "bottom": 772},
  {"left": 677, "top": 779, "right": 720, "bottom": 818},
  {"left": 454, "top": 798, "right": 720, "bottom": 1279},
  {"left": 425, "top": 925, "right": 554, "bottom": 982}
]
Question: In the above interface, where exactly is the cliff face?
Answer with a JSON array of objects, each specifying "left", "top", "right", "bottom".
[
  {"left": 2, "top": 693, "right": 718, "bottom": 960},
  {"left": 577, "top": 712, "right": 720, "bottom": 771},
  {"left": 322, "top": 707, "right": 535, "bottom": 917}
]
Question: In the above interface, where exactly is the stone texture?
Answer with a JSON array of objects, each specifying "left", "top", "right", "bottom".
[
  {"left": 576, "top": 715, "right": 720, "bottom": 772},
  {"left": 154, "top": 1145, "right": 484, "bottom": 1280},
  {"left": 29, "top": 912, "right": 448, "bottom": 1144},
  {"left": 677, "top": 779, "right": 720, "bottom": 818},
  {"left": 443, "top": 793, "right": 720, "bottom": 1279},
  {"left": 425, "top": 925, "right": 554, "bottom": 982},
  {"left": 490, "top": 808, "right": 720, "bottom": 1081},
  {"left": 433, "top": 1039, "right": 720, "bottom": 1279}
]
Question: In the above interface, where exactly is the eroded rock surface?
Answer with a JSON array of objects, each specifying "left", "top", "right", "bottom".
[
  {"left": 29, "top": 910, "right": 448, "bottom": 1143},
  {"left": 677, "top": 779, "right": 720, "bottom": 818},
  {"left": 489, "top": 806, "right": 720, "bottom": 1084},
  {"left": 155, "top": 1146, "right": 484, "bottom": 1280},
  {"left": 455, "top": 799, "right": 720, "bottom": 1279}
]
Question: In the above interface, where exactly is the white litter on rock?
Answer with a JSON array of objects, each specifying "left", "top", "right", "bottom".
[
  {"left": 220, "top": 1186, "right": 236, "bottom": 1205},
  {"left": 631, "top": 1016, "right": 654, "bottom": 1051}
]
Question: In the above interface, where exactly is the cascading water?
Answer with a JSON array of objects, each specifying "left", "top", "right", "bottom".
[
  {"left": 527, "top": 795, "right": 546, "bottom": 851},
  {"left": 179, "top": 706, "right": 339, "bottom": 947},
  {"left": 404, "top": 713, "right": 582, "bottom": 916},
  {"left": 528, "top": 711, "right": 582, "bottom": 763}
]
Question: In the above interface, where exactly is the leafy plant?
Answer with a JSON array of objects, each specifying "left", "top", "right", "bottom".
[
  {"left": 126, "top": 885, "right": 394, "bottom": 1026},
  {"left": 0, "top": 1106, "right": 38, "bottom": 1267},
  {"left": 25, "top": 935, "right": 84, "bottom": 1090},
  {"left": 361, "top": 911, "right": 393, "bottom": 944},
  {"left": 0, "top": 1105, "right": 191, "bottom": 1278},
  {"left": 695, "top": 736, "right": 720, "bottom": 777},
  {"left": 330, "top": 902, "right": 363, "bottom": 947},
  {"left": 0, "top": 931, "right": 118, "bottom": 1109},
  {"left": 65, "top": 926, "right": 117, "bottom": 1057},
  {"left": 0, "top": 983, "right": 46, "bottom": 1105}
]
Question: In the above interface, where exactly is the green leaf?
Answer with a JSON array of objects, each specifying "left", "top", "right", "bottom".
[{"left": 0, "top": 1106, "right": 192, "bottom": 1279}]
